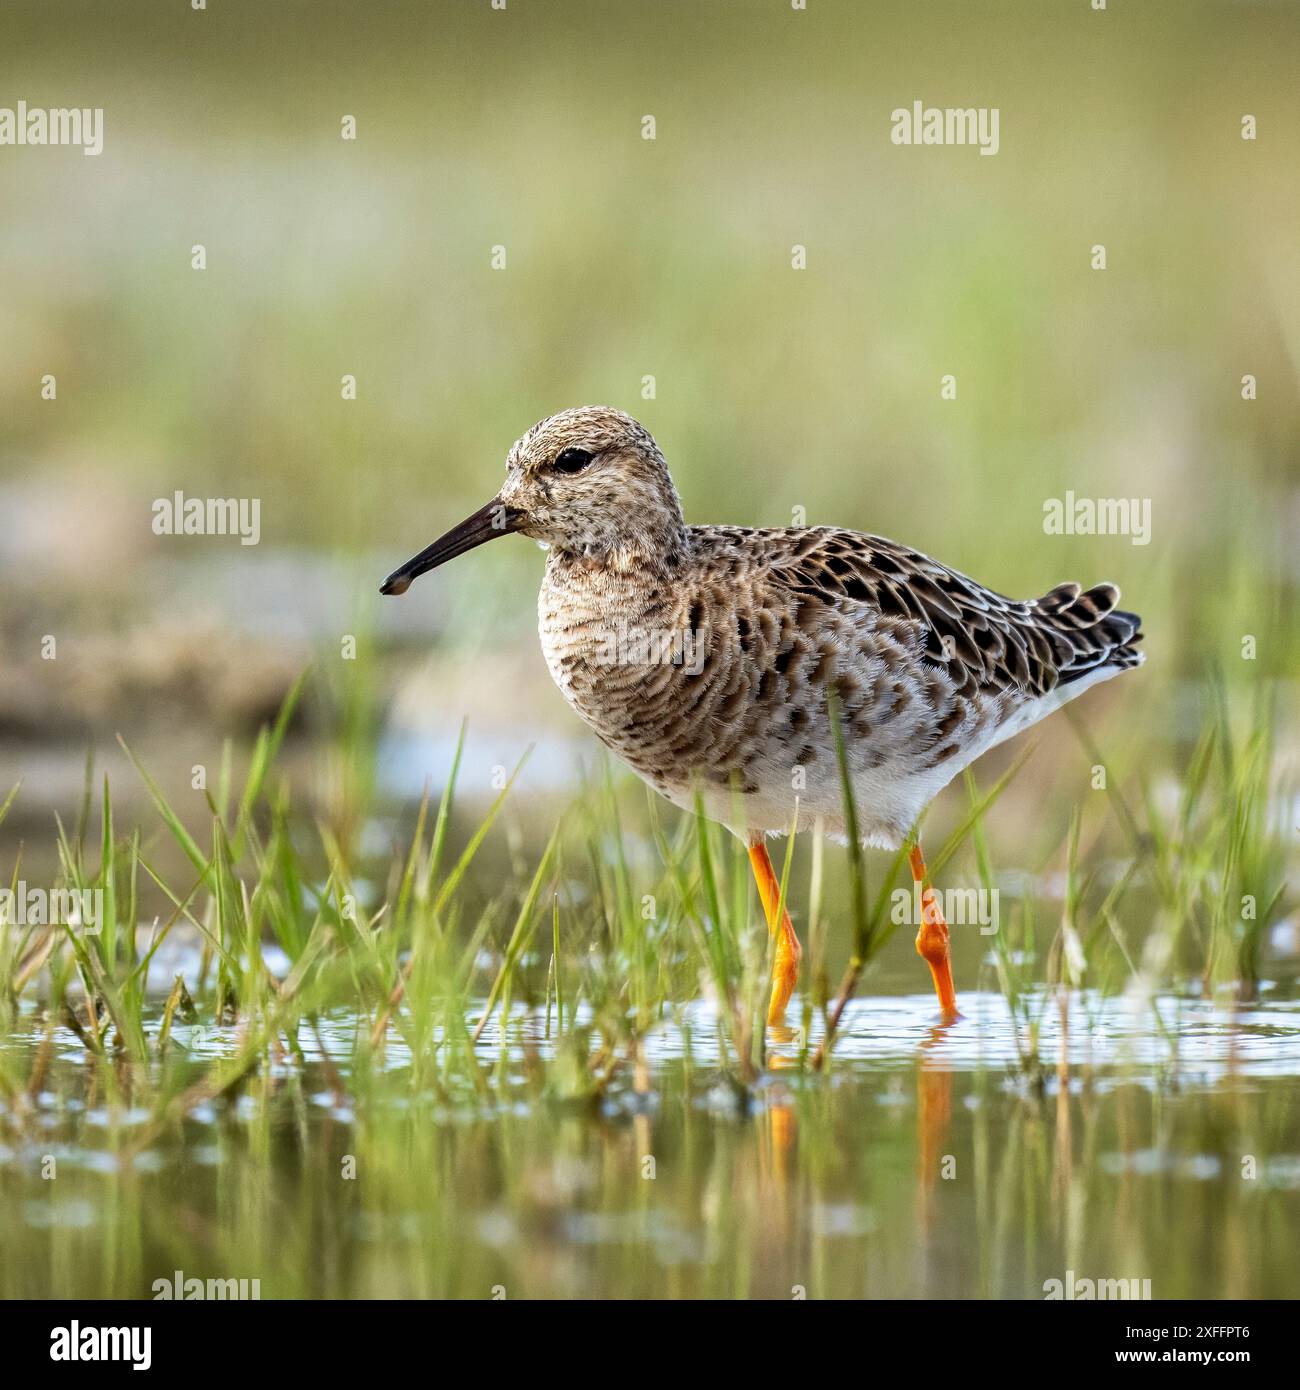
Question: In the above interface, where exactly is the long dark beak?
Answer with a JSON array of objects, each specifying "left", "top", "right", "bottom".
[{"left": 380, "top": 499, "right": 522, "bottom": 595}]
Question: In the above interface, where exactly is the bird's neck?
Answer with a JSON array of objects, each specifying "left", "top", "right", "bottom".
[{"left": 547, "top": 519, "right": 691, "bottom": 580}]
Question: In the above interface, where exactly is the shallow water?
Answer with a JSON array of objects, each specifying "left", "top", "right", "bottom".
[{"left": 1, "top": 987, "right": 1297, "bottom": 1300}]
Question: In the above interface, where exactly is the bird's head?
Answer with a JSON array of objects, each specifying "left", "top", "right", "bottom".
[{"left": 380, "top": 406, "right": 687, "bottom": 595}]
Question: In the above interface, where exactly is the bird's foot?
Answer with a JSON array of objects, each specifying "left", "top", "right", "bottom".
[
  {"left": 915, "top": 890, "right": 960, "bottom": 1021},
  {"left": 909, "top": 844, "right": 961, "bottom": 1021},
  {"left": 766, "top": 927, "right": 802, "bottom": 1026}
]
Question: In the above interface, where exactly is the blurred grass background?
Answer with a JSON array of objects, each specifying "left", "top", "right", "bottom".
[{"left": 0, "top": 0, "right": 1296, "bottom": 816}]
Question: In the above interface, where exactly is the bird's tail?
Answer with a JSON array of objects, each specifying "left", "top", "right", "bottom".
[{"left": 1032, "top": 581, "right": 1144, "bottom": 687}]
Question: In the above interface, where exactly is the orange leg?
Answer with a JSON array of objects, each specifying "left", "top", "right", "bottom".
[
  {"left": 908, "top": 844, "right": 960, "bottom": 1020},
  {"left": 748, "top": 840, "right": 802, "bottom": 1025}
]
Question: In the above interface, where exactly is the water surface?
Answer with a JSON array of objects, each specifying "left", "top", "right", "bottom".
[{"left": 2, "top": 988, "right": 1296, "bottom": 1300}]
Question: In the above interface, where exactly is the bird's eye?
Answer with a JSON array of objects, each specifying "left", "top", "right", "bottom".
[{"left": 553, "top": 447, "right": 594, "bottom": 474}]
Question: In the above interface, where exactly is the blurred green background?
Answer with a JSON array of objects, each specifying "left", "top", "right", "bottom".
[
  {"left": 2, "top": 0, "right": 1299, "bottom": 1307},
  {"left": 0, "top": 0, "right": 1296, "bottom": 822}
]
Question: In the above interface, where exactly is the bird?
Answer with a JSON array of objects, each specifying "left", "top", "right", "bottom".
[{"left": 381, "top": 406, "right": 1144, "bottom": 1026}]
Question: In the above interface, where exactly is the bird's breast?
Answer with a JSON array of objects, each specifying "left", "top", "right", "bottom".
[{"left": 536, "top": 572, "right": 718, "bottom": 786}]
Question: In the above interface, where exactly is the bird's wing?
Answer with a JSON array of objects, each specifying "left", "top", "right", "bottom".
[{"left": 753, "top": 526, "right": 1143, "bottom": 700}]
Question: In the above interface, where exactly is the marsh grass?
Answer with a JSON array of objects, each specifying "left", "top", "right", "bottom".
[
  {"left": 0, "top": 666, "right": 1297, "bottom": 1301},
  {"left": 0, "top": 663, "right": 1291, "bottom": 1126}
]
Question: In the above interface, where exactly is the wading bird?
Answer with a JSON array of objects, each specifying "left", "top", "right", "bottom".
[{"left": 381, "top": 407, "right": 1143, "bottom": 1025}]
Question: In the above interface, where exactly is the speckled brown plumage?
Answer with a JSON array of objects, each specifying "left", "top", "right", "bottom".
[
  {"left": 391, "top": 406, "right": 1145, "bottom": 850},
  {"left": 542, "top": 534, "right": 1143, "bottom": 842}
]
